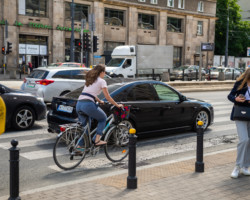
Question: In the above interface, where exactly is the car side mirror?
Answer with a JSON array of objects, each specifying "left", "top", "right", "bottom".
[
  {"left": 0, "top": 86, "right": 6, "bottom": 94},
  {"left": 180, "top": 95, "right": 186, "bottom": 102}
]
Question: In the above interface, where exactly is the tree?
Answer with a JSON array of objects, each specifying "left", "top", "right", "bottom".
[{"left": 215, "top": 0, "right": 250, "bottom": 57}]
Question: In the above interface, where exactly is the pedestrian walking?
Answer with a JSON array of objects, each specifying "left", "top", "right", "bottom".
[
  {"left": 28, "top": 62, "right": 33, "bottom": 73},
  {"left": 228, "top": 68, "right": 250, "bottom": 178}
]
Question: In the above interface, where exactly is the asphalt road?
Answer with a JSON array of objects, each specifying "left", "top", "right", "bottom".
[{"left": 0, "top": 90, "right": 237, "bottom": 197}]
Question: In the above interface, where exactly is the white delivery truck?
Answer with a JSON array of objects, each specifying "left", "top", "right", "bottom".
[{"left": 106, "top": 45, "right": 173, "bottom": 79}]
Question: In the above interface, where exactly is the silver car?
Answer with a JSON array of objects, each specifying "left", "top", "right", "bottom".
[
  {"left": 21, "top": 67, "right": 89, "bottom": 103},
  {"left": 209, "top": 67, "right": 241, "bottom": 80}
]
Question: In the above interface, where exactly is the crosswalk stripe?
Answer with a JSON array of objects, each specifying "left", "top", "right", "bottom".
[
  {"left": 214, "top": 105, "right": 232, "bottom": 110},
  {"left": 0, "top": 137, "right": 56, "bottom": 150},
  {"left": 0, "top": 130, "right": 49, "bottom": 139},
  {"left": 214, "top": 116, "right": 231, "bottom": 123},
  {"left": 214, "top": 110, "right": 231, "bottom": 115}
]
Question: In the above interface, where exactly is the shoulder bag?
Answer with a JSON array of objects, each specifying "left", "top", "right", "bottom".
[{"left": 233, "top": 105, "right": 250, "bottom": 121}]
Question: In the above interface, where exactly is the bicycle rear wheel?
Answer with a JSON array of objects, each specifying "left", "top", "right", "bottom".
[
  {"left": 53, "top": 126, "right": 88, "bottom": 170},
  {"left": 104, "top": 124, "right": 129, "bottom": 162}
]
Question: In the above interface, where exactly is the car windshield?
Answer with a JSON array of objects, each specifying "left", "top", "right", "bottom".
[
  {"left": 174, "top": 66, "right": 189, "bottom": 71},
  {"left": 28, "top": 70, "right": 49, "bottom": 79},
  {"left": 106, "top": 58, "right": 125, "bottom": 67},
  {"left": 64, "top": 84, "right": 122, "bottom": 100}
]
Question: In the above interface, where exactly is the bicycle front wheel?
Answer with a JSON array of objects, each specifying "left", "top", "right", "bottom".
[
  {"left": 104, "top": 124, "right": 129, "bottom": 162},
  {"left": 53, "top": 126, "right": 88, "bottom": 170}
]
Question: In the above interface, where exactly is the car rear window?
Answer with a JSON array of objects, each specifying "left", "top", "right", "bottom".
[
  {"left": 52, "top": 70, "right": 72, "bottom": 79},
  {"left": 28, "top": 70, "right": 49, "bottom": 79}
]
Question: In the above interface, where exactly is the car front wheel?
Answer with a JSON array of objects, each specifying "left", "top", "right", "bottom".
[
  {"left": 12, "top": 106, "right": 35, "bottom": 130},
  {"left": 194, "top": 110, "right": 209, "bottom": 131}
]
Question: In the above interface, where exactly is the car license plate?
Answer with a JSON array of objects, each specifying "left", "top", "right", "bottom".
[
  {"left": 57, "top": 105, "right": 73, "bottom": 113},
  {"left": 27, "top": 83, "right": 35, "bottom": 88}
]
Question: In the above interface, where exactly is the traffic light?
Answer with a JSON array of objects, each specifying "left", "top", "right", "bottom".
[
  {"left": 1, "top": 47, "right": 5, "bottom": 55},
  {"left": 93, "top": 36, "right": 99, "bottom": 53},
  {"left": 77, "top": 41, "right": 82, "bottom": 50},
  {"left": 83, "top": 33, "right": 91, "bottom": 52},
  {"left": 7, "top": 42, "right": 12, "bottom": 54}
]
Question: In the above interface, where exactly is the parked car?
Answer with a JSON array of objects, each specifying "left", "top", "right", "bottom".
[
  {"left": 209, "top": 67, "right": 241, "bottom": 80},
  {"left": 170, "top": 65, "right": 206, "bottom": 81},
  {"left": 0, "top": 84, "right": 46, "bottom": 130},
  {"left": 49, "top": 62, "right": 85, "bottom": 68},
  {"left": 21, "top": 67, "right": 112, "bottom": 103},
  {"left": 47, "top": 80, "right": 214, "bottom": 135}
]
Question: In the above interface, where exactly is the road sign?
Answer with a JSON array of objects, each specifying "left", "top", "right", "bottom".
[
  {"left": 201, "top": 43, "right": 214, "bottom": 51},
  {"left": 247, "top": 47, "right": 250, "bottom": 57},
  {"left": 94, "top": 55, "right": 102, "bottom": 58}
]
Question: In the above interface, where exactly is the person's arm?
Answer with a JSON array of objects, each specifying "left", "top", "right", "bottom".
[
  {"left": 102, "top": 87, "right": 123, "bottom": 108},
  {"left": 228, "top": 81, "right": 245, "bottom": 103},
  {"left": 95, "top": 96, "right": 104, "bottom": 104}
]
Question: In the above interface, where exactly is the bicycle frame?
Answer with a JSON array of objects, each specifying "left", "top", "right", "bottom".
[{"left": 75, "top": 113, "right": 116, "bottom": 148}]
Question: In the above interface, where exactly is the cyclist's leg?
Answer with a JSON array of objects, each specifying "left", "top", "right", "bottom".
[{"left": 76, "top": 101, "right": 88, "bottom": 147}]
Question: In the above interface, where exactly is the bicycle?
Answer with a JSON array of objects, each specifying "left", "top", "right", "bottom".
[{"left": 53, "top": 104, "right": 130, "bottom": 170}]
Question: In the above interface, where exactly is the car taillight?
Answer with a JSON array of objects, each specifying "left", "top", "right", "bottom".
[
  {"left": 35, "top": 79, "right": 54, "bottom": 86},
  {"left": 23, "top": 78, "right": 27, "bottom": 83}
]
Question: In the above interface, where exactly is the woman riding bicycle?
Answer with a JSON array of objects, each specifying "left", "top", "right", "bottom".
[{"left": 76, "top": 64, "right": 123, "bottom": 147}]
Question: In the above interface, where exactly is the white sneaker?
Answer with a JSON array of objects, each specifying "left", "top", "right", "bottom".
[
  {"left": 231, "top": 166, "right": 240, "bottom": 178},
  {"left": 240, "top": 167, "right": 250, "bottom": 176}
]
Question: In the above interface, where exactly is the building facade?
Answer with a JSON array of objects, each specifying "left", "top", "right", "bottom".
[
  {"left": 238, "top": 0, "right": 250, "bottom": 21},
  {"left": 0, "top": 0, "right": 217, "bottom": 78}
]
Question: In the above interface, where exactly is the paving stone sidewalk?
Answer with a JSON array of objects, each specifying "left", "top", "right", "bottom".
[{"left": 11, "top": 149, "right": 250, "bottom": 200}]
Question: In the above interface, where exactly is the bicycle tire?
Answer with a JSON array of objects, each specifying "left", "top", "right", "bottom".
[
  {"left": 53, "top": 126, "right": 88, "bottom": 170},
  {"left": 104, "top": 124, "right": 129, "bottom": 162}
]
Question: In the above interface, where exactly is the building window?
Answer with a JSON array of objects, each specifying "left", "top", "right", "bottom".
[
  {"left": 173, "top": 47, "right": 182, "bottom": 68},
  {"left": 198, "top": 1, "right": 204, "bottom": 12},
  {"left": 178, "top": 0, "right": 185, "bottom": 9},
  {"left": 138, "top": 0, "right": 146, "bottom": 2},
  {"left": 167, "top": 17, "right": 182, "bottom": 32},
  {"left": 197, "top": 21, "right": 203, "bottom": 35},
  {"left": 167, "top": 0, "right": 174, "bottom": 7},
  {"left": 25, "top": 0, "right": 47, "bottom": 17},
  {"left": 104, "top": 8, "right": 124, "bottom": 26},
  {"left": 138, "top": 13, "right": 155, "bottom": 30},
  {"left": 150, "top": 0, "right": 158, "bottom": 4},
  {"left": 65, "top": 3, "right": 89, "bottom": 21}
]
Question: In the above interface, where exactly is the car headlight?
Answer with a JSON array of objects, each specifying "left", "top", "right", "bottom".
[{"left": 36, "top": 97, "right": 45, "bottom": 103}]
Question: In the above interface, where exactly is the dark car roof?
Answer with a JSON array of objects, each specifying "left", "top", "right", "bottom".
[{"left": 64, "top": 79, "right": 170, "bottom": 100}]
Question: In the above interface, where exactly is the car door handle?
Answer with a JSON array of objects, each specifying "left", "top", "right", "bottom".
[{"left": 164, "top": 106, "right": 171, "bottom": 109}]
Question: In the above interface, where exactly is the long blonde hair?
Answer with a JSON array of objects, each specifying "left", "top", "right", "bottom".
[
  {"left": 237, "top": 68, "right": 250, "bottom": 90},
  {"left": 85, "top": 64, "right": 105, "bottom": 87}
]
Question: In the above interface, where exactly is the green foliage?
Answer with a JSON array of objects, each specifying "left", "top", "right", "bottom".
[{"left": 215, "top": 0, "right": 250, "bottom": 57}]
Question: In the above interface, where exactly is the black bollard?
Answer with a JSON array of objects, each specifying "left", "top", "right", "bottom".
[
  {"left": 232, "top": 70, "right": 234, "bottom": 80},
  {"left": 195, "top": 121, "right": 204, "bottom": 172},
  {"left": 182, "top": 69, "right": 185, "bottom": 81},
  {"left": 9, "top": 140, "right": 21, "bottom": 200},
  {"left": 127, "top": 128, "right": 137, "bottom": 189}
]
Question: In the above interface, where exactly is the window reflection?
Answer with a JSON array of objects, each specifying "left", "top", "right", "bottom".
[
  {"left": 153, "top": 84, "right": 179, "bottom": 101},
  {"left": 65, "top": 3, "right": 89, "bottom": 21},
  {"left": 138, "top": 13, "right": 155, "bottom": 30},
  {"left": 127, "top": 84, "right": 155, "bottom": 101},
  {"left": 26, "top": 0, "right": 47, "bottom": 17},
  {"left": 105, "top": 8, "right": 124, "bottom": 26}
]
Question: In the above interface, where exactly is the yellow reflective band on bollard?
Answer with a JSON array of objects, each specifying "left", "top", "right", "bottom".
[
  {"left": 0, "top": 96, "right": 6, "bottom": 135},
  {"left": 197, "top": 121, "right": 204, "bottom": 126},
  {"left": 129, "top": 128, "right": 136, "bottom": 134}
]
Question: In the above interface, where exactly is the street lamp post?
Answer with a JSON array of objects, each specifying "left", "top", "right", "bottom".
[
  {"left": 70, "top": 0, "right": 75, "bottom": 62},
  {"left": 224, "top": 6, "right": 229, "bottom": 68}
]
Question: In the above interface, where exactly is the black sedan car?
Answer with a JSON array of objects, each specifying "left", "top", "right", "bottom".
[
  {"left": 47, "top": 80, "right": 213, "bottom": 134},
  {"left": 0, "top": 84, "right": 47, "bottom": 130}
]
